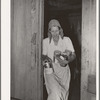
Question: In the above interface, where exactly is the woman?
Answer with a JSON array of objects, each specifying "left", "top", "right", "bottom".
[{"left": 42, "top": 19, "right": 76, "bottom": 100}]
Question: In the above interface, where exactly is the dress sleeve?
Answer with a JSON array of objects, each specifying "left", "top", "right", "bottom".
[
  {"left": 65, "top": 37, "right": 75, "bottom": 52},
  {"left": 43, "top": 39, "right": 48, "bottom": 55}
]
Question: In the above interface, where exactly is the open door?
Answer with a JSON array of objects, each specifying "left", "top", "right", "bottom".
[{"left": 11, "top": 0, "right": 44, "bottom": 100}]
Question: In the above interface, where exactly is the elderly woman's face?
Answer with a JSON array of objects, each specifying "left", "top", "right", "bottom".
[
  {"left": 50, "top": 26, "right": 59, "bottom": 35},
  {"left": 50, "top": 26, "right": 60, "bottom": 42}
]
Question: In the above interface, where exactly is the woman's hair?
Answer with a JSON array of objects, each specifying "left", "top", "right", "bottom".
[{"left": 48, "top": 26, "right": 64, "bottom": 43}]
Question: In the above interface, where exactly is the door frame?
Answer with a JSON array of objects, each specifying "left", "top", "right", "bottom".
[{"left": 37, "top": 0, "right": 44, "bottom": 100}]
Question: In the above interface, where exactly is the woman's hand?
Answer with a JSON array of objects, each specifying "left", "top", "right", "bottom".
[
  {"left": 61, "top": 50, "right": 76, "bottom": 63},
  {"left": 54, "top": 50, "right": 61, "bottom": 56},
  {"left": 55, "top": 56, "right": 68, "bottom": 67}
]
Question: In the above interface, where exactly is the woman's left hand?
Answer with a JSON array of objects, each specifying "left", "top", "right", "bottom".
[
  {"left": 56, "top": 56, "right": 68, "bottom": 67},
  {"left": 54, "top": 50, "right": 61, "bottom": 57}
]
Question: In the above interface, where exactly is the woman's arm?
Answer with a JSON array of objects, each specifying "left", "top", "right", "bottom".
[
  {"left": 67, "top": 52, "right": 76, "bottom": 63},
  {"left": 55, "top": 56, "right": 69, "bottom": 67},
  {"left": 55, "top": 51, "right": 76, "bottom": 67}
]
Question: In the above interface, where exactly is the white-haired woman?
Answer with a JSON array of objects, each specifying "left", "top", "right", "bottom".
[{"left": 42, "top": 19, "right": 76, "bottom": 100}]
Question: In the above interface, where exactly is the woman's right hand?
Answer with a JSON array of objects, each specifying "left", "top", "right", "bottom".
[{"left": 54, "top": 50, "right": 61, "bottom": 58}]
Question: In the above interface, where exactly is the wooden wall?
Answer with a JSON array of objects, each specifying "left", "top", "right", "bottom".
[
  {"left": 81, "top": 0, "right": 96, "bottom": 100},
  {"left": 11, "top": 0, "right": 96, "bottom": 100},
  {"left": 11, "top": 0, "right": 43, "bottom": 100}
]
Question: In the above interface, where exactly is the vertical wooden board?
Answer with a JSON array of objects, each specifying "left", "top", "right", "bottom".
[
  {"left": 11, "top": 0, "right": 32, "bottom": 99},
  {"left": 89, "top": 0, "right": 96, "bottom": 75},
  {"left": 23, "top": 0, "right": 32, "bottom": 100},
  {"left": 11, "top": 0, "right": 43, "bottom": 100},
  {"left": 30, "top": 0, "right": 38, "bottom": 100},
  {"left": 24, "top": 0, "right": 38, "bottom": 100},
  {"left": 81, "top": 0, "right": 91, "bottom": 99},
  {"left": 21, "top": 0, "right": 32, "bottom": 100},
  {"left": 29, "top": 0, "right": 44, "bottom": 99},
  {"left": 37, "top": 0, "right": 44, "bottom": 100},
  {"left": 81, "top": 0, "right": 96, "bottom": 100},
  {"left": 12, "top": 0, "right": 26, "bottom": 99}
]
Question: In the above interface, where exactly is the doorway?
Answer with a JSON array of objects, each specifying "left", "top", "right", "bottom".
[{"left": 43, "top": 0, "right": 82, "bottom": 100}]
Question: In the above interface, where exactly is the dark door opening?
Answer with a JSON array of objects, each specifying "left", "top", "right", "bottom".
[{"left": 43, "top": 0, "right": 82, "bottom": 100}]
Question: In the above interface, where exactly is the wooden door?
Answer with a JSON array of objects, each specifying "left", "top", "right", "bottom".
[{"left": 11, "top": 0, "right": 44, "bottom": 100}]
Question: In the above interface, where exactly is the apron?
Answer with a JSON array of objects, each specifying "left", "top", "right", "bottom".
[{"left": 44, "top": 63, "right": 70, "bottom": 100}]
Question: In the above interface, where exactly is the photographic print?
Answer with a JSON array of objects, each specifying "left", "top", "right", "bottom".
[{"left": 10, "top": 0, "right": 98, "bottom": 100}]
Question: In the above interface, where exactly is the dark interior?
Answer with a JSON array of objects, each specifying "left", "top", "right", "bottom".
[{"left": 43, "top": 0, "right": 82, "bottom": 100}]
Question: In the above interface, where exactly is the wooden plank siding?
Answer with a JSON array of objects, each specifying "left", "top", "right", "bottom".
[
  {"left": 11, "top": 0, "right": 97, "bottom": 100},
  {"left": 81, "top": 0, "right": 96, "bottom": 100},
  {"left": 11, "top": 0, "right": 43, "bottom": 100}
]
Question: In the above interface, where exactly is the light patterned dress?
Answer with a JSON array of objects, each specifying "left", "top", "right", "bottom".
[{"left": 43, "top": 36, "right": 75, "bottom": 100}]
